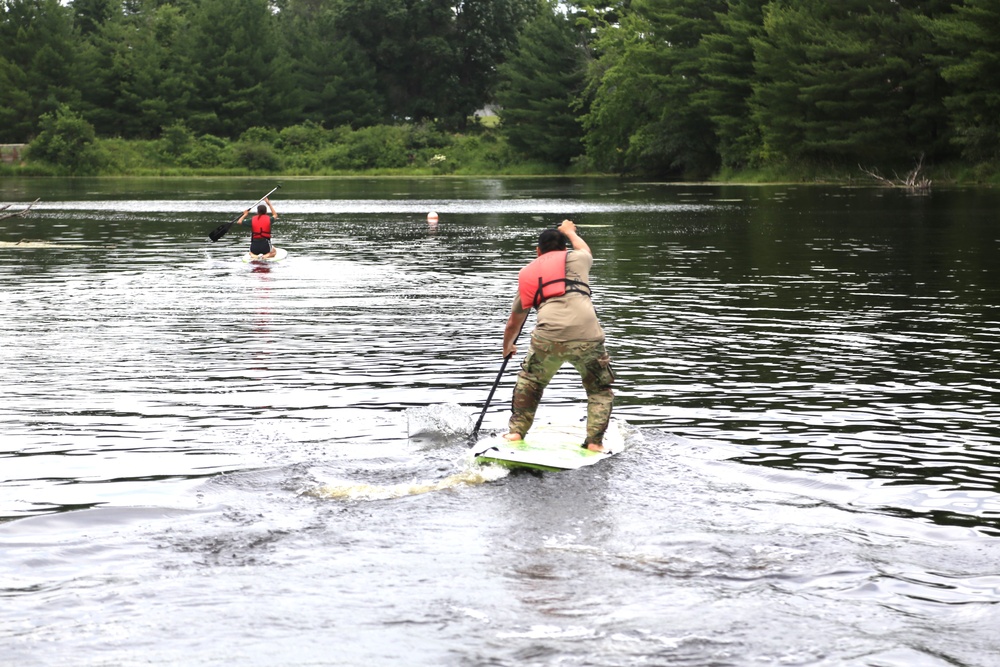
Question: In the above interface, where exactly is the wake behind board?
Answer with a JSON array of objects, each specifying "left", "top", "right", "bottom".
[
  {"left": 241, "top": 247, "right": 288, "bottom": 263},
  {"left": 471, "top": 420, "right": 624, "bottom": 472}
]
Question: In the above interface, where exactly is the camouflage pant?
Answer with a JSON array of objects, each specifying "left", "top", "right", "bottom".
[{"left": 509, "top": 336, "right": 615, "bottom": 445}]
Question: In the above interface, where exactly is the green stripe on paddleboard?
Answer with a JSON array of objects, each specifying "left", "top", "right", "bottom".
[{"left": 471, "top": 421, "right": 623, "bottom": 471}]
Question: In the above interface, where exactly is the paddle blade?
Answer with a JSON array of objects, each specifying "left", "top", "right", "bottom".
[{"left": 208, "top": 221, "right": 233, "bottom": 242}]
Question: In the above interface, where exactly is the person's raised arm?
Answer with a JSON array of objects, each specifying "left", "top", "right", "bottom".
[
  {"left": 558, "top": 219, "right": 591, "bottom": 256},
  {"left": 264, "top": 197, "right": 278, "bottom": 218}
]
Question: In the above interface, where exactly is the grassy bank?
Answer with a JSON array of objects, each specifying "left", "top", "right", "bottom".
[
  {"left": 5, "top": 116, "right": 998, "bottom": 185},
  {"left": 5, "top": 120, "right": 594, "bottom": 178}
]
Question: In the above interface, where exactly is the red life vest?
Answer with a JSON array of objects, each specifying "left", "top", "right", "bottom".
[
  {"left": 251, "top": 214, "right": 271, "bottom": 239},
  {"left": 518, "top": 250, "right": 591, "bottom": 310}
]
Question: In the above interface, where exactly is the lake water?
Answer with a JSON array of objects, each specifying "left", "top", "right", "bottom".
[{"left": 1, "top": 177, "right": 998, "bottom": 666}]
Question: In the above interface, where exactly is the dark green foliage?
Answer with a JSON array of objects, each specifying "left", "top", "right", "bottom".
[
  {"left": 2, "top": 0, "right": 999, "bottom": 176},
  {"left": 72, "top": 0, "right": 116, "bottom": 35},
  {"left": 922, "top": 0, "right": 1000, "bottom": 161},
  {"left": 185, "top": 0, "right": 297, "bottom": 137},
  {"left": 26, "top": 105, "right": 106, "bottom": 173},
  {"left": 578, "top": 0, "right": 971, "bottom": 176},
  {"left": 79, "top": 0, "right": 196, "bottom": 139},
  {"left": 160, "top": 122, "right": 194, "bottom": 158},
  {"left": 231, "top": 141, "right": 282, "bottom": 171},
  {"left": 583, "top": 0, "right": 727, "bottom": 178},
  {"left": 496, "top": 2, "right": 586, "bottom": 166},
  {"left": 450, "top": 0, "right": 538, "bottom": 128},
  {"left": 697, "top": 0, "right": 768, "bottom": 169},
  {"left": 0, "top": 0, "right": 83, "bottom": 142},
  {"left": 580, "top": 9, "right": 655, "bottom": 174},
  {"left": 751, "top": 0, "right": 951, "bottom": 166},
  {"left": 281, "top": 2, "right": 385, "bottom": 129},
  {"left": 335, "top": 0, "right": 534, "bottom": 128}
]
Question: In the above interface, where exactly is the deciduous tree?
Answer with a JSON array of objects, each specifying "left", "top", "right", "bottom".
[{"left": 582, "top": 0, "right": 726, "bottom": 178}]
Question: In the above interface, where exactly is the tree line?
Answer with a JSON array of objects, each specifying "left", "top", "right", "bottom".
[{"left": 2, "top": 0, "right": 998, "bottom": 179}]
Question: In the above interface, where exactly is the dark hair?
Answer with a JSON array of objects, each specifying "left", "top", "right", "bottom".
[
  {"left": 537, "top": 229, "right": 568, "bottom": 253},
  {"left": 257, "top": 204, "right": 267, "bottom": 215}
]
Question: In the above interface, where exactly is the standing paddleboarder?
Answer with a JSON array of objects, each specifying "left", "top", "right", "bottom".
[
  {"left": 501, "top": 219, "right": 615, "bottom": 451},
  {"left": 234, "top": 196, "right": 279, "bottom": 259}
]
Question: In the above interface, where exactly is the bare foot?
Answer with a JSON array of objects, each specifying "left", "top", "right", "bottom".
[
  {"left": 583, "top": 443, "right": 604, "bottom": 452},
  {"left": 503, "top": 433, "right": 522, "bottom": 441}
]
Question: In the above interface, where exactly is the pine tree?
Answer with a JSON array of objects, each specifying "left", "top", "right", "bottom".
[
  {"left": 335, "top": 0, "right": 533, "bottom": 128},
  {"left": 0, "top": 0, "right": 83, "bottom": 142},
  {"left": 78, "top": 0, "right": 196, "bottom": 138},
  {"left": 281, "top": 0, "right": 385, "bottom": 128},
  {"left": 751, "top": 0, "right": 951, "bottom": 166},
  {"left": 697, "top": 0, "right": 768, "bottom": 170},
  {"left": 923, "top": 0, "right": 1000, "bottom": 161},
  {"left": 186, "top": 0, "right": 296, "bottom": 137},
  {"left": 496, "top": 2, "right": 585, "bottom": 166}
]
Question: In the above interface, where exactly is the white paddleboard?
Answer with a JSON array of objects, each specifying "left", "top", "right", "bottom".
[
  {"left": 242, "top": 247, "right": 288, "bottom": 263},
  {"left": 471, "top": 419, "right": 625, "bottom": 471}
]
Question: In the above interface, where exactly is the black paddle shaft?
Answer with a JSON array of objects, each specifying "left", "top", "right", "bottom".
[
  {"left": 470, "top": 352, "right": 513, "bottom": 441},
  {"left": 208, "top": 185, "right": 281, "bottom": 242}
]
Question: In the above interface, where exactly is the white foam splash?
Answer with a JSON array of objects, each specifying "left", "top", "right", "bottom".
[
  {"left": 306, "top": 466, "right": 508, "bottom": 501},
  {"left": 405, "top": 403, "right": 475, "bottom": 440}
]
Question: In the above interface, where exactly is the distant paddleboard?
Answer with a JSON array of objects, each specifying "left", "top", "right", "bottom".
[
  {"left": 471, "top": 420, "right": 625, "bottom": 472},
  {"left": 241, "top": 247, "right": 288, "bottom": 263}
]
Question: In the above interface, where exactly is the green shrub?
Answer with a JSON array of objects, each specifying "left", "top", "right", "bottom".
[
  {"left": 230, "top": 141, "right": 282, "bottom": 171},
  {"left": 240, "top": 126, "right": 279, "bottom": 145},
  {"left": 18, "top": 117, "right": 592, "bottom": 176},
  {"left": 26, "top": 105, "right": 107, "bottom": 174},
  {"left": 277, "top": 121, "right": 329, "bottom": 152},
  {"left": 318, "top": 124, "right": 411, "bottom": 171},
  {"left": 181, "top": 134, "right": 227, "bottom": 168},
  {"left": 97, "top": 137, "right": 160, "bottom": 173},
  {"left": 160, "top": 122, "right": 194, "bottom": 158},
  {"left": 345, "top": 125, "right": 410, "bottom": 169},
  {"left": 445, "top": 131, "right": 518, "bottom": 173},
  {"left": 407, "top": 123, "right": 450, "bottom": 150},
  {"left": 317, "top": 143, "right": 356, "bottom": 171}
]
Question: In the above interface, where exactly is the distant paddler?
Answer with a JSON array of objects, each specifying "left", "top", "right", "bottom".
[{"left": 234, "top": 195, "right": 280, "bottom": 260}]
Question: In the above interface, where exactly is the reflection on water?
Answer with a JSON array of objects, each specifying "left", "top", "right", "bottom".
[{"left": 1, "top": 178, "right": 999, "bottom": 665}]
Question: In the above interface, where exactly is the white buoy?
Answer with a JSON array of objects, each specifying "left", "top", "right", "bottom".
[{"left": 427, "top": 211, "right": 439, "bottom": 222}]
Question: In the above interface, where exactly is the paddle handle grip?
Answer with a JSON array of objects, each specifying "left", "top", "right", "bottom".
[{"left": 252, "top": 185, "right": 281, "bottom": 209}]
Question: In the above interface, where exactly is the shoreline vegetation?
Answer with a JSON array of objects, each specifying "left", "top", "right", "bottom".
[
  {"left": 1, "top": 117, "right": 996, "bottom": 187},
  {"left": 5, "top": 2, "right": 1000, "bottom": 189},
  {"left": 0, "top": 0, "right": 1000, "bottom": 191}
]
